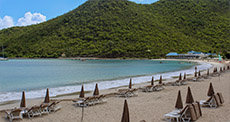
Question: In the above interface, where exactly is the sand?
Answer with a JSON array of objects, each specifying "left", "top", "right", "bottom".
[{"left": 0, "top": 60, "right": 229, "bottom": 122}]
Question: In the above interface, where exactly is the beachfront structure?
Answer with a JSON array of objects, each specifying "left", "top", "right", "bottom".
[{"left": 166, "top": 51, "right": 217, "bottom": 59}]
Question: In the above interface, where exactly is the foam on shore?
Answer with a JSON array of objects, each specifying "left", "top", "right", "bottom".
[{"left": 0, "top": 61, "right": 212, "bottom": 103}]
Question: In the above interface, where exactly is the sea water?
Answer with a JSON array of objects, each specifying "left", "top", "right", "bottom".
[{"left": 0, "top": 59, "right": 212, "bottom": 102}]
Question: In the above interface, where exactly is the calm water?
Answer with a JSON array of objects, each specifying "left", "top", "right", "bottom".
[{"left": 0, "top": 59, "right": 211, "bottom": 102}]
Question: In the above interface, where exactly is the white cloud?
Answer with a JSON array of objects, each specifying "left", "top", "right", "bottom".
[
  {"left": 0, "top": 16, "right": 14, "bottom": 30},
  {"left": 0, "top": 12, "right": 46, "bottom": 30},
  {"left": 17, "top": 12, "right": 46, "bottom": 26}
]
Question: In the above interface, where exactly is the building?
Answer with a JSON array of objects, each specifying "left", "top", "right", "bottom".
[{"left": 166, "top": 51, "right": 217, "bottom": 59}]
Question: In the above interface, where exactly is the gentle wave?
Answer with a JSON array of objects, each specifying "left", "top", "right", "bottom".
[{"left": 0, "top": 61, "right": 212, "bottom": 103}]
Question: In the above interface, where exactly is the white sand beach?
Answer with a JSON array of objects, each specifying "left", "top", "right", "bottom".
[{"left": 0, "top": 60, "right": 229, "bottom": 122}]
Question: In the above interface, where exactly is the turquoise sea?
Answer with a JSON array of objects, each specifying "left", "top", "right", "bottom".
[{"left": 0, "top": 59, "right": 211, "bottom": 102}]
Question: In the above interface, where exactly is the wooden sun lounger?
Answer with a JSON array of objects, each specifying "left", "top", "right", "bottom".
[
  {"left": 142, "top": 85, "right": 153, "bottom": 92},
  {"left": 199, "top": 96, "right": 216, "bottom": 108},
  {"left": 26, "top": 105, "right": 42, "bottom": 118},
  {"left": 164, "top": 105, "right": 189, "bottom": 122},
  {"left": 152, "top": 84, "right": 164, "bottom": 91},
  {"left": 164, "top": 102, "right": 202, "bottom": 122},
  {"left": 200, "top": 93, "right": 224, "bottom": 108},
  {"left": 117, "top": 88, "right": 138, "bottom": 97},
  {"left": 74, "top": 95, "right": 107, "bottom": 107},
  {"left": 48, "top": 101, "right": 62, "bottom": 113},
  {"left": 5, "top": 108, "right": 23, "bottom": 121},
  {"left": 40, "top": 104, "right": 49, "bottom": 115},
  {"left": 171, "top": 79, "right": 187, "bottom": 86}
]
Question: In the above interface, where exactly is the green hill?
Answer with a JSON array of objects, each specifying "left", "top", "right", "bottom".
[{"left": 0, "top": 0, "right": 229, "bottom": 58}]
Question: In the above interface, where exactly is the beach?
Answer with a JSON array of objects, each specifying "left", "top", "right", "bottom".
[{"left": 0, "top": 60, "right": 229, "bottom": 122}]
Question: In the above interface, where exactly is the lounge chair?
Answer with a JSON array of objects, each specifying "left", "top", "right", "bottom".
[
  {"left": 74, "top": 95, "right": 107, "bottom": 107},
  {"left": 164, "top": 102, "right": 202, "bottom": 122},
  {"left": 26, "top": 105, "right": 42, "bottom": 118},
  {"left": 142, "top": 85, "right": 153, "bottom": 92},
  {"left": 117, "top": 88, "right": 138, "bottom": 97},
  {"left": 74, "top": 97, "right": 90, "bottom": 107},
  {"left": 5, "top": 108, "right": 23, "bottom": 121},
  {"left": 199, "top": 96, "right": 216, "bottom": 108},
  {"left": 172, "top": 79, "right": 187, "bottom": 86},
  {"left": 152, "top": 84, "right": 164, "bottom": 91},
  {"left": 200, "top": 93, "right": 224, "bottom": 108},
  {"left": 40, "top": 104, "right": 49, "bottom": 115},
  {"left": 48, "top": 101, "right": 62, "bottom": 112},
  {"left": 164, "top": 105, "right": 189, "bottom": 122}
]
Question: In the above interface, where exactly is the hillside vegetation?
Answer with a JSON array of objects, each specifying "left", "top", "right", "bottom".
[{"left": 0, "top": 0, "right": 229, "bottom": 58}]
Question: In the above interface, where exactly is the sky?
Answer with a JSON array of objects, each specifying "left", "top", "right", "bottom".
[{"left": 0, "top": 0, "right": 158, "bottom": 30}]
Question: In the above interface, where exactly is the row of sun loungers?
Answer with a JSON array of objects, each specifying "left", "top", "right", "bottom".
[
  {"left": 5, "top": 101, "right": 61, "bottom": 121},
  {"left": 73, "top": 95, "right": 107, "bottom": 107},
  {"left": 200, "top": 92, "right": 224, "bottom": 108},
  {"left": 142, "top": 84, "right": 164, "bottom": 92},
  {"left": 164, "top": 102, "right": 202, "bottom": 122},
  {"left": 117, "top": 88, "right": 138, "bottom": 97}
]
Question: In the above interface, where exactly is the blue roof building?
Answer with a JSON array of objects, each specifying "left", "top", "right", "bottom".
[{"left": 166, "top": 52, "right": 178, "bottom": 56}]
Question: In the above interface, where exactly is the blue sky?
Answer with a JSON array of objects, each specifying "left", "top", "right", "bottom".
[{"left": 0, "top": 0, "right": 158, "bottom": 30}]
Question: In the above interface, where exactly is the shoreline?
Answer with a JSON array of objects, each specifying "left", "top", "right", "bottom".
[
  {"left": 0, "top": 59, "right": 225, "bottom": 111},
  {"left": 0, "top": 59, "right": 200, "bottom": 103}
]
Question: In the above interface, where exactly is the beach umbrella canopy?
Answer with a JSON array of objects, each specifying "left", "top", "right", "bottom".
[
  {"left": 207, "top": 83, "right": 215, "bottom": 97},
  {"left": 151, "top": 77, "right": 154, "bottom": 86},
  {"left": 93, "top": 83, "right": 99, "bottom": 96},
  {"left": 79, "top": 85, "right": 85, "bottom": 98},
  {"left": 121, "top": 100, "right": 130, "bottom": 122},
  {"left": 207, "top": 69, "right": 209, "bottom": 76},
  {"left": 159, "top": 75, "right": 163, "bottom": 84},
  {"left": 194, "top": 71, "right": 197, "bottom": 77},
  {"left": 129, "top": 78, "right": 132, "bottom": 89},
  {"left": 179, "top": 73, "right": 182, "bottom": 81},
  {"left": 198, "top": 70, "right": 201, "bottom": 77},
  {"left": 186, "top": 87, "right": 194, "bottom": 104},
  {"left": 184, "top": 73, "right": 186, "bottom": 80},
  {"left": 220, "top": 67, "right": 222, "bottom": 72},
  {"left": 20, "top": 91, "right": 26, "bottom": 108},
  {"left": 175, "top": 90, "right": 183, "bottom": 109},
  {"left": 44, "top": 88, "right": 50, "bottom": 103}
]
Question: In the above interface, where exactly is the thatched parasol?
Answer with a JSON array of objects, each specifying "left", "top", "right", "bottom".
[
  {"left": 44, "top": 88, "right": 50, "bottom": 103},
  {"left": 198, "top": 70, "right": 201, "bottom": 77},
  {"left": 79, "top": 85, "right": 85, "bottom": 98},
  {"left": 159, "top": 75, "right": 163, "bottom": 84},
  {"left": 129, "top": 78, "right": 132, "bottom": 89},
  {"left": 184, "top": 73, "right": 186, "bottom": 80},
  {"left": 175, "top": 90, "right": 183, "bottom": 109},
  {"left": 20, "top": 91, "right": 26, "bottom": 108},
  {"left": 179, "top": 73, "right": 182, "bottom": 81},
  {"left": 186, "top": 87, "right": 194, "bottom": 104},
  {"left": 93, "top": 83, "right": 99, "bottom": 96},
  {"left": 151, "top": 77, "right": 154, "bottom": 86},
  {"left": 121, "top": 100, "right": 130, "bottom": 122},
  {"left": 207, "top": 69, "right": 209, "bottom": 76},
  {"left": 194, "top": 71, "right": 197, "bottom": 77},
  {"left": 207, "top": 83, "right": 215, "bottom": 97}
]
